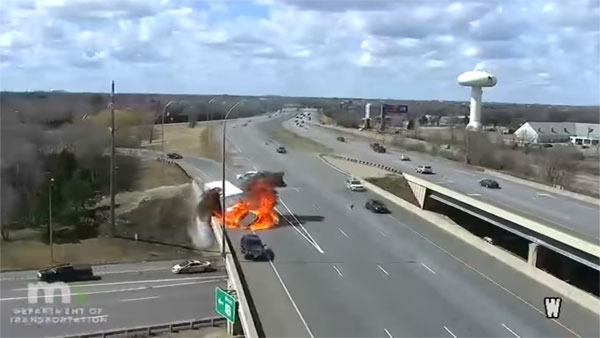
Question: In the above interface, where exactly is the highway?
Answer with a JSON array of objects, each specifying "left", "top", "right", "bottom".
[
  {"left": 184, "top": 113, "right": 600, "bottom": 338},
  {"left": 290, "top": 116, "right": 600, "bottom": 244},
  {"left": 0, "top": 260, "right": 226, "bottom": 337}
]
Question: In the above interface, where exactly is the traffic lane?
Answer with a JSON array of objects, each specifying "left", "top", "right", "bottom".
[
  {"left": 362, "top": 190, "right": 599, "bottom": 338},
  {"left": 294, "top": 121, "right": 600, "bottom": 241},
  {"left": 0, "top": 271, "right": 226, "bottom": 302},
  {"left": 227, "top": 228, "right": 314, "bottom": 338},
  {"left": 246, "top": 122, "right": 586, "bottom": 337},
  {"left": 0, "top": 259, "right": 185, "bottom": 282},
  {"left": 1, "top": 278, "right": 224, "bottom": 338}
]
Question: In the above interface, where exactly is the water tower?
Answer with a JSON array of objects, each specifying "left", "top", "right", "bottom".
[{"left": 458, "top": 70, "right": 497, "bottom": 130}]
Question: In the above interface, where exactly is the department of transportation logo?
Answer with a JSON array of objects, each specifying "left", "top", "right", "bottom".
[{"left": 27, "top": 282, "right": 87, "bottom": 305}]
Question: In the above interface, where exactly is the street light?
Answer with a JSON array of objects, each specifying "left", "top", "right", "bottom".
[
  {"left": 160, "top": 101, "right": 177, "bottom": 159},
  {"left": 48, "top": 177, "right": 55, "bottom": 262},
  {"left": 220, "top": 99, "right": 246, "bottom": 257},
  {"left": 207, "top": 97, "right": 220, "bottom": 122}
]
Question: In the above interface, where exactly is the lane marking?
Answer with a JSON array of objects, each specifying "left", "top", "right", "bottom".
[
  {"left": 267, "top": 260, "right": 315, "bottom": 338},
  {"left": 454, "top": 169, "right": 479, "bottom": 177},
  {"left": 333, "top": 265, "right": 344, "bottom": 278},
  {"left": 384, "top": 328, "right": 394, "bottom": 338},
  {"left": 1, "top": 279, "right": 223, "bottom": 302},
  {"left": 120, "top": 296, "right": 159, "bottom": 302},
  {"left": 467, "top": 193, "right": 481, "bottom": 196},
  {"left": 98, "top": 267, "right": 171, "bottom": 275},
  {"left": 277, "top": 198, "right": 325, "bottom": 254},
  {"left": 387, "top": 215, "right": 582, "bottom": 338},
  {"left": 536, "top": 193, "right": 555, "bottom": 199},
  {"left": 379, "top": 230, "right": 387, "bottom": 237},
  {"left": 443, "top": 326, "right": 458, "bottom": 338},
  {"left": 377, "top": 265, "right": 390, "bottom": 276},
  {"left": 421, "top": 263, "right": 436, "bottom": 274},
  {"left": 11, "top": 275, "right": 227, "bottom": 291},
  {"left": 339, "top": 228, "right": 349, "bottom": 238},
  {"left": 501, "top": 323, "right": 521, "bottom": 338}
]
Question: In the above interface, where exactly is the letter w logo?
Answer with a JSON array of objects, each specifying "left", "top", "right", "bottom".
[
  {"left": 27, "top": 282, "right": 71, "bottom": 304},
  {"left": 544, "top": 297, "right": 562, "bottom": 319}
]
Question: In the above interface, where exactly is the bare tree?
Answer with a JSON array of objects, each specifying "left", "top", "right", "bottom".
[{"left": 539, "top": 147, "right": 580, "bottom": 188}]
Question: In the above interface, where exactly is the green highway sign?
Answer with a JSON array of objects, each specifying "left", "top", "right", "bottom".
[{"left": 215, "top": 287, "right": 237, "bottom": 323}]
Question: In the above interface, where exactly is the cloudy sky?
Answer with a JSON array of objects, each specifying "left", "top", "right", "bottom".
[{"left": 1, "top": 0, "right": 599, "bottom": 105}]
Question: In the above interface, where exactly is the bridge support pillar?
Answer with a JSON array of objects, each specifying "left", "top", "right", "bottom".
[
  {"left": 407, "top": 181, "right": 427, "bottom": 208},
  {"left": 528, "top": 243, "right": 539, "bottom": 267}
]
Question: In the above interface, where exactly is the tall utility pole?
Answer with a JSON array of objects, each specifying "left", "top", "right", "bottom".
[
  {"left": 48, "top": 177, "right": 54, "bottom": 262},
  {"left": 110, "top": 80, "right": 116, "bottom": 236}
]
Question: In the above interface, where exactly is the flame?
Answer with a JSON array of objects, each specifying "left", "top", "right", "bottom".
[{"left": 214, "top": 178, "right": 279, "bottom": 230}]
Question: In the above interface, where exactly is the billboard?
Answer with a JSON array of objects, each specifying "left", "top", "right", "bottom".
[{"left": 382, "top": 104, "right": 408, "bottom": 114}]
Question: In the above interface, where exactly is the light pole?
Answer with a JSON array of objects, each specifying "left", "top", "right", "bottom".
[
  {"left": 221, "top": 99, "right": 246, "bottom": 257},
  {"left": 160, "top": 101, "right": 177, "bottom": 159},
  {"left": 48, "top": 177, "right": 55, "bottom": 262},
  {"left": 207, "top": 97, "right": 220, "bottom": 122},
  {"left": 110, "top": 81, "right": 116, "bottom": 236}
]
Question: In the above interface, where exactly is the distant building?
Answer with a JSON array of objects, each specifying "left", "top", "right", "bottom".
[{"left": 514, "top": 122, "right": 599, "bottom": 145}]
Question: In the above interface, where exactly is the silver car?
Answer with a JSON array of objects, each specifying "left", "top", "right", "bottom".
[{"left": 172, "top": 260, "right": 214, "bottom": 274}]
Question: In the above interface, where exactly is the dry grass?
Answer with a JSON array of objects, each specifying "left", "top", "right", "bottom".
[
  {"left": 0, "top": 237, "right": 201, "bottom": 271},
  {"left": 146, "top": 123, "right": 223, "bottom": 161},
  {"left": 366, "top": 175, "right": 421, "bottom": 207},
  {"left": 132, "top": 159, "right": 189, "bottom": 191},
  {"left": 325, "top": 156, "right": 389, "bottom": 177}
]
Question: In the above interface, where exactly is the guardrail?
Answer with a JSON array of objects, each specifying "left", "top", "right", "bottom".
[{"left": 68, "top": 316, "right": 226, "bottom": 338}]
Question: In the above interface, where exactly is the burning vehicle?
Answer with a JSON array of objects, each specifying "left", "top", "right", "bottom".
[{"left": 200, "top": 172, "right": 286, "bottom": 230}]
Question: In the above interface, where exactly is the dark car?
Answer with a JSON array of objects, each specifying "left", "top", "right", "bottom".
[
  {"left": 240, "top": 234, "right": 268, "bottom": 260},
  {"left": 336, "top": 136, "right": 345, "bottom": 142},
  {"left": 276, "top": 146, "right": 287, "bottom": 154},
  {"left": 365, "top": 199, "right": 390, "bottom": 214},
  {"left": 38, "top": 264, "right": 97, "bottom": 283},
  {"left": 167, "top": 152, "right": 183, "bottom": 159},
  {"left": 480, "top": 179, "right": 500, "bottom": 189}
]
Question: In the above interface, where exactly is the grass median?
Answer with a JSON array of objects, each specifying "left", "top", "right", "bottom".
[{"left": 365, "top": 174, "right": 421, "bottom": 207}]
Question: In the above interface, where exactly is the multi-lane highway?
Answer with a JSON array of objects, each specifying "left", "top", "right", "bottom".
[
  {"left": 290, "top": 116, "right": 600, "bottom": 244},
  {"left": 0, "top": 260, "right": 226, "bottom": 337},
  {"left": 182, "top": 113, "right": 599, "bottom": 338}
]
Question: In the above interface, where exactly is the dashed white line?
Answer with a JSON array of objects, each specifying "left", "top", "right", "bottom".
[
  {"left": 536, "top": 193, "right": 555, "bottom": 198},
  {"left": 333, "top": 265, "right": 344, "bottom": 278},
  {"left": 421, "top": 263, "right": 436, "bottom": 274},
  {"left": 454, "top": 169, "right": 478, "bottom": 177},
  {"left": 377, "top": 265, "right": 390, "bottom": 276},
  {"left": 120, "top": 296, "right": 159, "bottom": 302},
  {"left": 467, "top": 193, "right": 481, "bottom": 196},
  {"left": 443, "top": 326, "right": 458, "bottom": 338},
  {"left": 502, "top": 323, "right": 521, "bottom": 338},
  {"left": 387, "top": 215, "right": 582, "bottom": 338},
  {"left": 384, "top": 328, "right": 394, "bottom": 338},
  {"left": 379, "top": 230, "right": 387, "bottom": 237},
  {"left": 338, "top": 228, "right": 349, "bottom": 238}
]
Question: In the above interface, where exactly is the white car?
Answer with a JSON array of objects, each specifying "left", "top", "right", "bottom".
[
  {"left": 236, "top": 171, "right": 258, "bottom": 181},
  {"left": 400, "top": 154, "right": 410, "bottom": 161},
  {"left": 416, "top": 165, "right": 433, "bottom": 174},
  {"left": 172, "top": 260, "right": 214, "bottom": 274},
  {"left": 346, "top": 178, "right": 366, "bottom": 191}
]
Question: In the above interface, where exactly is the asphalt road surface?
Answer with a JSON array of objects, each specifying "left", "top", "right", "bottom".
[
  {"left": 290, "top": 116, "right": 600, "bottom": 244},
  {"left": 182, "top": 113, "right": 599, "bottom": 338},
  {"left": 0, "top": 260, "right": 226, "bottom": 338}
]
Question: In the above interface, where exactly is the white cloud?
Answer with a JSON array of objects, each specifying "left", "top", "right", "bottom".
[{"left": 0, "top": 0, "right": 598, "bottom": 105}]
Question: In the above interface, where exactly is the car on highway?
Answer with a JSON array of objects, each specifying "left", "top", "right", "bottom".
[
  {"left": 240, "top": 234, "right": 268, "bottom": 260},
  {"left": 416, "top": 165, "right": 433, "bottom": 174},
  {"left": 167, "top": 152, "right": 183, "bottom": 159},
  {"left": 171, "top": 259, "right": 215, "bottom": 274},
  {"left": 336, "top": 136, "right": 345, "bottom": 142},
  {"left": 276, "top": 146, "right": 287, "bottom": 153},
  {"left": 365, "top": 199, "right": 390, "bottom": 214},
  {"left": 346, "top": 178, "right": 365, "bottom": 191},
  {"left": 236, "top": 170, "right": 258, "bottom": 181},
  {"left": 38, "top": 264, "right": 97, "bottom": 283},
  {"left": 400, "top": 154, "right": 410, "bottom": 161},
  {"left": 479, "top": 179, "right": 500, "bottom": 189}
]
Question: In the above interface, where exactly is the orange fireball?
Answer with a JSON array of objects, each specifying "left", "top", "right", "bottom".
[{"left": 214, "top": 178, "right": 279, "bottom": 230}]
